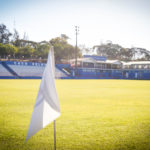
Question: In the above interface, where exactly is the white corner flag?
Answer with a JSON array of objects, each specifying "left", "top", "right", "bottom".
[{"left": 26, "top": 47, "right": 61, "bottom": 141}]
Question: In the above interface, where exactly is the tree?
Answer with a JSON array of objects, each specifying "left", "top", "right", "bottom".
[
  {"left": 34, "top": 43, "right": 50, "bottom": 59},
  {"left": 0, "top": 24, "right": 12, "bottom": 44},
  {"left": 61, "top": 34, "right": 69, "bottom": 40},
  {"left": 0, "top": 43, "right": 18, "bottom": 58},
  {"left": 94, "top": 43, "right": 134, "bottom": 61},
  {"left": 0, "top": 43, "right": 6, "bottom": 57},
  {"left": 12, "top": 29, "right": 20, "bottom": 47},
  {"left": 50, "top": 35, "right": 81, "bottom": 63},
  {"left": 16, "top": 46, "right": 34, "bottom": 59}
]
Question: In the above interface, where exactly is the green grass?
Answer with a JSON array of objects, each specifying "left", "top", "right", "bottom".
[{"left": 0, "top": 79, "right": 150, "bottom": 150}]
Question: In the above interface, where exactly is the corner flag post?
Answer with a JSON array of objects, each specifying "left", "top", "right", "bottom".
[
  {"left": 26, "top": 47, "right": 61, "bottom": 150},
  {"left": 54, "top": 120, "right": 56, "bottom": 150}
]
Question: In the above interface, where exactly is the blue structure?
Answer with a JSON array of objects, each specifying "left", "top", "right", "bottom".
[
  {"left": 0, "top": 58, "right": 150, "bottom": 79},
  {"left": 83, "top": 55, "right": 107, "bottom": 61},
  {"left": 71, "top": 68, "right": 150, "bottom": 80},
  {"left": 68, "top": 56, "right": 150, "bottom": 80},
  {"left": 0, "top": 61, "right": 68, "bottom": 79}
]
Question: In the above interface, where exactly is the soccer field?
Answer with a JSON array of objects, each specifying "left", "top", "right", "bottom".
[{"left": 0, "top": 80, "right": 150, "bottom": 150}]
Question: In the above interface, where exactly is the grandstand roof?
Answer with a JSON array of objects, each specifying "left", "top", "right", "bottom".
[
  {"left": 105, "top": 60, "right": 122, "bottom": 65},
  {"left": 70, "top": 58, "right": 122, "bottom": 65},
  {"left": 123, "top": 61, "right": 150, "bottom": 65}
]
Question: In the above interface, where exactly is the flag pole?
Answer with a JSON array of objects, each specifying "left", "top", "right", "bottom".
[{"left": 54, "top": 120, "right": 56, "bottom": 150}]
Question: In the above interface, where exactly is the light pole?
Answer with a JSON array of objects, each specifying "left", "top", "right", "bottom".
[{"left": 75, "top": 26, "right": 79, "bottom": 76}]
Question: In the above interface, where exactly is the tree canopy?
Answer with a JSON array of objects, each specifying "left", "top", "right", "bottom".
[
  {"left": 94, "top": 42, "right": 150, "bottom": 61},
  {"left": 0, "top": 23, "right": 149, "bottom": 62},
  {"left": 50, "top": 36, "right": 81, "bottom": 63},
  {"left": 0, "top": 24, "right": 12, "bottom": 44},
  {"left": 0, "top": 24, "right": 81, "bottom": 63}
]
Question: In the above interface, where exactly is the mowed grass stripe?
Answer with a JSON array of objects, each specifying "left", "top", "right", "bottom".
[{"left": 0, "top": 80, "right": 150, "bottom": 150}]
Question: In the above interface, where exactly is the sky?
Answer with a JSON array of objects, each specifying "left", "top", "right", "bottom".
[{"left": 0, "top": 0, "right": 150, "bottom": 51}]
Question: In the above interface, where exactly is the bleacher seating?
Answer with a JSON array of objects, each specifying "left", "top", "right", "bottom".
[
  {"left": 1, "top": 60, "right": 149, "bottom": 79},
  {"left": 0, "top": 64, "right": 13, "bottom": 77},
  {"left": 0, "top": 61, "right": 68, "bottom": 79},
  {"left": 55, "top": 67, "right": 67, "bottom": 79},
  {"left": 9, "top": 65, "right": 44, "bottom": 77}
]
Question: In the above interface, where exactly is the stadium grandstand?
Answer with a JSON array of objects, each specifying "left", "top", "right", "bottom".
[
  {"left": 67, "top": 55, "right": 150, "bottom": 79},
  {"left": 0, "top": 55, "right": 150, "bottom": 79},
  {"left": 0, "top": 61, "right": 68, "bottom": 79}
]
